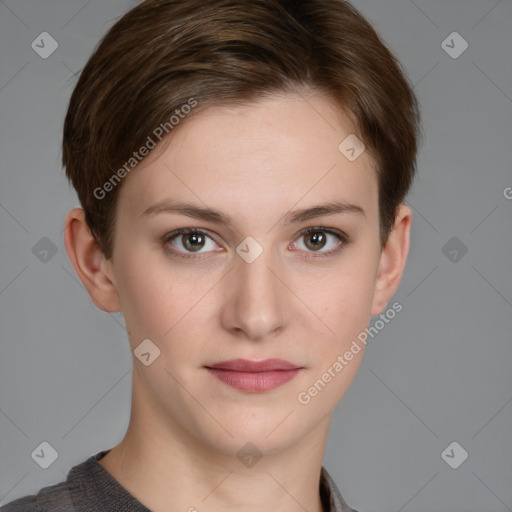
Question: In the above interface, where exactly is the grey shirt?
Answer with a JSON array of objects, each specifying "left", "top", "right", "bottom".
[{"left": 1, "top": 449, "right": 359, "bottom": 512}]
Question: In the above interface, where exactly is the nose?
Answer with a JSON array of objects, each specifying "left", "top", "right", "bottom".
[{"left": 220, "top": 248, "right": 288, "bottom": 341}]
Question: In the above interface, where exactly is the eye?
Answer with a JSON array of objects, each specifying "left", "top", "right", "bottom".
[
  {"left": 290, "top": 227, "right": 348, "bottom": 256},
  {"left": 163, "top": 228, "right": 221, "bottom": 258},
  {"left": 162, "top": 226, "right": 349, "bottom": 260}
]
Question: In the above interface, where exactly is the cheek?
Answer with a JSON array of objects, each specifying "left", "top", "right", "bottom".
[
  {"left": 296, "top": 249, "right": 378, "bottom": 339},
  {"left": 112, "top": 252, "right": 175, "bottom": 342},
  {"left": 113, "top": 251, "right": 218, "bottom": 349},
  {"left": 293, "top": 266, "right": 374, "bottom": 410}
]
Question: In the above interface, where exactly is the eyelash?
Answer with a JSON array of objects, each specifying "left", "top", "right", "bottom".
[{"left": 161, "top": 227, "right": 350, "bottom": 260}]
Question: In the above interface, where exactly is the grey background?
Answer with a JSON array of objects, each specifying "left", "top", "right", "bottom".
[{"left": 0, "top": 0, "right": 511, "bottom": 511}]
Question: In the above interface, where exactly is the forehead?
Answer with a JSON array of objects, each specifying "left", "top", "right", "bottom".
[{"left": 117, "top": 91, "right": 379, "bottom": 227}]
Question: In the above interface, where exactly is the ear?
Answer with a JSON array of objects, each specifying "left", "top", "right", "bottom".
[
  {"left": 63, "top": 208, "right": 122, "bottom": 313},
  {"left": 370, "top": 204, "right": 412, "bottom": 316}
]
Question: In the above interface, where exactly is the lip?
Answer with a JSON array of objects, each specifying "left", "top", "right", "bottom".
[
  {"left": 206, "top": 358, "right": 301, "bottom": 372},
  {"left": 205, "top": 358, "right": 303, "bottom": 393}
]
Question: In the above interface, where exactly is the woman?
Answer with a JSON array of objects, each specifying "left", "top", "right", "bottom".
[{"left": 1, "top": 0, "right": 420, "bottom": 510}]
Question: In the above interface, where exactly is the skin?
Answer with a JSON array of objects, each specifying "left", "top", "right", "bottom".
[{"left": 64, "top": 90, "right": 411, "bottom": 512}]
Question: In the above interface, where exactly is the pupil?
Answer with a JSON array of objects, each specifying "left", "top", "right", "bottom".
[
  {"left": 185, "top": 233, "right": 203, "bottom": 251},
  {"left": 307, "top": 232, "right": 325, "bottom": 250}
]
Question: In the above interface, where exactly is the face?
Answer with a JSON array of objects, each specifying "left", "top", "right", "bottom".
[{"left": 103, "top": 91, "right": 389, "bottom": 456}]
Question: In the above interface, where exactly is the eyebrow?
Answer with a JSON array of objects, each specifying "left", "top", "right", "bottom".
[{"left": 141, "top": 199, "right": 365, "bottom": 226}]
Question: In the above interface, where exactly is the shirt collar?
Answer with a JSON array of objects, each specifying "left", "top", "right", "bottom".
[{"left": 320, "top": 465, "right": 359, "bottom": 512}]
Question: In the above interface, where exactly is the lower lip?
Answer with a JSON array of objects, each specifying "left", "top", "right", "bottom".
[{"left": 205, "top": 368, "right": 301, "bottom": 393}]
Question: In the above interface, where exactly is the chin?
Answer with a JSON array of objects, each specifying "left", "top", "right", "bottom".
[{"left": 193, "top": 413, "right": 309, "bottom": 460}]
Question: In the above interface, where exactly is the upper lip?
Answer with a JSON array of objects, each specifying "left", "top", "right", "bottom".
[{"left": 205, "top": 358, "right": 302, "bottom": 372}]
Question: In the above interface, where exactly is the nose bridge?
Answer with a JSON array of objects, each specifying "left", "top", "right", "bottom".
[{"left": 222, "top": 242, "right": 286, "bottom": 340}]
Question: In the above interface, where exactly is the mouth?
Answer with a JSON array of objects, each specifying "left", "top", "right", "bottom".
[{"left": 204, "top": 358, "right": 303, "bottom": 393}]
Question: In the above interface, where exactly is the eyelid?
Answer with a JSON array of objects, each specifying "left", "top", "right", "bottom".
[
  {"left": 161, "top": 226, "right": 350, "bottom": 259},
  {"left": 289, "top": 226, "right": 349, "bottom": 257},
  {"left": 161, "top": 228, "right": 222, "bottom": 258}
]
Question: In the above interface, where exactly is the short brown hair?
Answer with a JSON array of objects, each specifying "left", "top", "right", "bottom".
[{"left": 63, "top": 0, "right": 421, "bottom": 259}]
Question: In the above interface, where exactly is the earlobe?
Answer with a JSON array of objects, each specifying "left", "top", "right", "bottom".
[
  {"left": 63, "top": 208, "right": 122, "bottom": 313},
  {"left": 370, "top": 204, "right": 412, "bottom": 316}
]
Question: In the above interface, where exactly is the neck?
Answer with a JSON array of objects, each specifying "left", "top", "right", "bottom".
[{"left": 98, "top": 386, "right": 332, "bottom": 512}]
